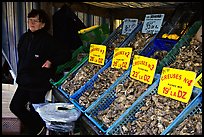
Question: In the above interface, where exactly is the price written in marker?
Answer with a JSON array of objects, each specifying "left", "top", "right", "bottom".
[
  {"left": 162, "top": 86, "right": 187, "bottom": 100},
  {"left": 158, "top": 67, "right": 196, "bottom": 103},
  {"left": 111, "top": 47, "right": 132, "bottom": 70},
  {"left": 89, "top": 44, "right": 106, "bottom": 65},
  {"left": 142, "top": 14, "right": 164, "bottom": 34},
  {"left": 130, "top": 55, "right": 157, "bottom": 84},
  {"left": 122, "top": 18, "right": 138, "bottom": 35}
]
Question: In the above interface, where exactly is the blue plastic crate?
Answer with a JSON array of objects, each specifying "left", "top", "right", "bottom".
[
  {"left": 82, "top": 67, "right": 160, "bottom": 133},
  {"left": 139, "top": 37, "right": 177, "bottom": 58},
  {"left": 161, "top": 87, "right": 202, "bottom": 135},
  {"left": 105, "top": 82, "right": 202, "bottom": 135},
  {"left": 69, "top": 59, "right": 128, "bottom": 113}
]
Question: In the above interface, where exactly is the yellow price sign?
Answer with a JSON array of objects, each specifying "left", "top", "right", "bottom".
[
  {"left": 111, "top": 47, "right": 132, "bottom": 70},
  {"left": 89, "top": 44, "right": 106, "bottom": 65},
  {"left": 194, "top": 73, "right": 202, "bottom": 89},
  {"left": 130, "top": 55, "right": 157, "bottom": 84},
  {"left": 158, "top": 67, "right": 196, "bottom": 103}
]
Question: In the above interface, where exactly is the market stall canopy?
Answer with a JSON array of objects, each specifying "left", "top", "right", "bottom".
[{"left": 52, "top": 2, "right": 199, "bottom": 20}]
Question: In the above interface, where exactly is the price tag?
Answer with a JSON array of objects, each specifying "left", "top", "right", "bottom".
[
  {"left": 122, "top": 18, "right": 138, "bottom": 35},
  {"left": 194, "top": 73, "right": 202, "bottom": 89},
  {"left": 158, "top": 67, "right": 196, "bottom": 103},
  {"left": 130, "top": 55, "right": 157, "bottom": 84},
  {"left": 111, "top": 47, "right": 132, "bottom": 70},
  {"left": 142, "top": 14, "right": 164, "bottom": 34},
  {"left": 89, "top": 44, "right": 106, "bottom": 65}
]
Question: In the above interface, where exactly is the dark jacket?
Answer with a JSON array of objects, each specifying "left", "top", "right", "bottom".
[
  {"left": 16, "top": 28, "right": 70, "bottom": 91},
  {"left": 53, "top": 4, "right": 86, "bottom": 52}
]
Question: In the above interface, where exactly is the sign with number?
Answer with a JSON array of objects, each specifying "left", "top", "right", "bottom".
[
  {"left": 130, "top": 55, "right": 157, "bottom": 84},
  {"left": 122, "top": 18, "right": 138, "bottom": 35},
  {"left": 142, "top": 14, "right": 164, "bottom": 34},
  {"left": 158, "top": 67, "right": 196, "bottom": 103},
  {"left": 111, "top": 47, "right": 132, "bottom": 70},
  {"left": 194, "top": 73, "right": 202, "bottom": 89},
  {"left": 89, "top": 44, "right": 106, "bottom": 65}
]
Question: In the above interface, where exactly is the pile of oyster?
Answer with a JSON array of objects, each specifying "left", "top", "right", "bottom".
[
  {"left": 61, "top": 63, "right": 103, "bottom": 95},
  {"left": 118, "top": 94, "right": 189, "bottom": 135},
  {"left": 78, "top": 67, "right": 125, "bottom": 108},
  {"left": 128, "top": 32, "right": 155, "bottom": 58},
  {"left": 169, "top": 112, "right": 202, "bottom": 135},
  {"left": 95, "top": 77, "right": 150, "bottom": 128},
  {"left": 169, "top": 37, "right": 202, "bottom": 73},
  {"left": 150, "top": 50, "right": 168, "bottom": 63},
  {"left": 106, "top": 35, "right": 126, "bottom": 58}
]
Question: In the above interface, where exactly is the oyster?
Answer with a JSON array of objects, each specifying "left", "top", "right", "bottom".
[
  {"left": 78, "top": 67, "right": 125, "bottom": 109},
  {"left": 169, "top": 38, "right": 202, "bottom": 73},
  {"left": 118, "top": 94, "right": 190, "bottom": 135},
  {"left": 169, "top": 112, "right": 202, "bottom": 135},
  {"left": 95, "top": 77, "right": 150, "bottom": 128}
]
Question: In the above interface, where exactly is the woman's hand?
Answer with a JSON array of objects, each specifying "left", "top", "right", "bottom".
[{"left": 42, "top": 60, "right": 52, "bottom": 68}]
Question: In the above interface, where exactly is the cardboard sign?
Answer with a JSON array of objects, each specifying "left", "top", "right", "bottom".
[
  {"left": 111, "top": 47, "right": 132, "bottom": 70},
  {"left": 158, "top": 67, "right": 196, "bottom": 103},
  {"left": 194, "top": 73, "right": 202, "bottom": 89},
  {"left": 89, "top": 44, "right": 106, "bottom": 65},
  {"left": 130, "top": 55, "right": 158, "bottom": 84},
  {"left": 122, "top": 18, "right": 138, "bottom": 35},
  {"left": 142, "top": 14, "right": 164, "bottom": 34}
]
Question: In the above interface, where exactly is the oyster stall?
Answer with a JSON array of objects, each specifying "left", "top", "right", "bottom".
[
  {"left": 2, "top": 2, "right": 202, "bottom": 135},
  {"left": 53, "top": 19, "right": 202, "bottom": 136}
]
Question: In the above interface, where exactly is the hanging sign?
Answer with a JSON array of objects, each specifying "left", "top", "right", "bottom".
[
  {"left": 89, "top": 44, "right": 106, "bottom": 65},
  {"left": 158, "top": 67, "right": 196, "bottom": 103},
  {"left": 122, "top": 18, "right": 138, "bottom": 35},
  {"left": 194, "top": 73, "right": 202, "bottom": 89},
  {"left": 130, "top": 55, "right": 157, "bottom": 84},
  {"left": 111, "top": 47, "right": 132, "bottom": 70},
  {"left": 142, "top": 14, "right": 165, "bottom": 34}
]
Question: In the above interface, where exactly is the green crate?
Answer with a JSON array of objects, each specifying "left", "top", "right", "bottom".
[
  {"left": 79, "top": 24, "right": 110, "bottom": 47},
  {"left": 55, "top": 24, "right": 110, "bottom": 74},
  {"left": 155, "top": 20, "right": 202, "bottom": 74}
]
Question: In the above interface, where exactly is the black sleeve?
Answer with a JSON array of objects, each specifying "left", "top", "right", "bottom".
[{"left": 47, "top": 36, "right": 72, "bottom": 68}]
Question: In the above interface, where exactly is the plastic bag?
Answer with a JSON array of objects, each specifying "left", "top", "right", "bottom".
[{"left": 33, "top": 103, "right": 81, "bottom": 132}]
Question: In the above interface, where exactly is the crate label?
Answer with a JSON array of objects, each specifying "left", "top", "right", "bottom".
[
  {"left": 122, "top": 18, "right": 138, "bottom": 35},
  {"left": 89, "top": 44, "right": 106, "bottom": 65},
  {"left": 158, "top": 67, "right": 196, "bottom": 103},
  {"left": 194, "top": 73, "right": 202, "bottom": 89},
  {"left": 130, "top": 55, "right": 157, "bottom": 84},
  {"left": 142, "top": 14, "right": 164, "bottom": 34},
  {"left": 111, "top": 47, "right": 132, "bottom": 70}
]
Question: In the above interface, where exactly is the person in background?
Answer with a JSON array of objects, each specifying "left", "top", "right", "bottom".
[{"left": 9, "top": 9, "right": 71, "bottom": 135}]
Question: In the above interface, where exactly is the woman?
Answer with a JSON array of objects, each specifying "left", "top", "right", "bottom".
[{"left": 9, "top": 9, "right": 70, "bottom": 135}]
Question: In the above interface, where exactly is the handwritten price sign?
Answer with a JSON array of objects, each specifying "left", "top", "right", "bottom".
[
  {"left": 142, "top": 14, "right": 164, "bottom": 34},
  {"left": 158, "top": 67, "right": 196, "bottom": 103},
  {"left": 122, "top": 18, "right": 138, "bottom": 35},
  {"left": 89, "top": 44, "right": 106, "bottom": 65},
  {"left": 111, "top": 47, "right": 132, "bottom": 70},
  {"left": 130, "top": 55, "right": 157, "bottom": 84}
]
